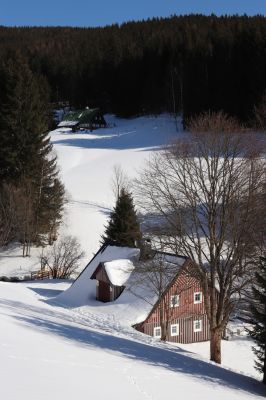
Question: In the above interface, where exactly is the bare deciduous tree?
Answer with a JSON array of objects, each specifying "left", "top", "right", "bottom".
[
  {"left": 130, "top": 244, "right": 193, "bottom": 341},
  {"left": 17, "top": 178, "right": 35, "bottom": 257},
  {"left": 111, "top": 164, "right": 129, "bottom": 201},
  {"left": 135, "top": 111, "right": 265, "bottom": 363},
  {"left": 0, "top": 184, "right": 19, "bottom": 246},
  {"left": 254, "top": 93, "right": 266, "bottom": 131},
  {"left": 0, "top": 181, "right": 34, "bottom": 256},
  {"left": 41, "top": 235, "right": 84, "bottom": 279}
]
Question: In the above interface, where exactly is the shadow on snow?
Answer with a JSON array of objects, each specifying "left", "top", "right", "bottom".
[
  {"left": 0, "top": 298, "right": 265, "bottom": 398},
  {"left": 28, "top": 287, "right": 65, "bottom": 298},
  {"left": 51, "top": 130, "right": 176, "bottom": 151}
]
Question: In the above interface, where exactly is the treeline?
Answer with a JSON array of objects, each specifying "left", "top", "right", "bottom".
[
  {"left": 0, "top": 14, "right": 266, "bottom": 121},
  {"left": 0, "top": 56, "right": 65, "bottom": 255}
]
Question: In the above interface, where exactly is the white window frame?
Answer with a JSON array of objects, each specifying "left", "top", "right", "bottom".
[
  {"left": 170, "top": 323, "right": 179, "bottom": 337},
  {"left": 170, "top": 294, "right": 180, "bottom": 308},
  {"left": 194, "top": 292, "right": 202, "bottom": 304},
  {"left": 194, "top": 319, "right": 202, "bottom": 332},
  {"left": 154, "top": 326, "right": 161, "bottom": 338}
]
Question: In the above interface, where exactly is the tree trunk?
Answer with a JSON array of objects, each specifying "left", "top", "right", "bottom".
[
  {"left": 160, "top": 322, "right": 167, "bottom": 342},
  {"left": 210, "top": 328, "right": 222, "bottom": 364},
  {"left": 159, "top": 304, "right": 167, "bottom": 341},
  {"left": 263, "top": 349, "right": 266, "bottom": 385}
]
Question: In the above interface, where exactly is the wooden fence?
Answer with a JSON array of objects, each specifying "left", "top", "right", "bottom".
[{"left": 30, "top": 269, "right": 51, "bottom": 280}]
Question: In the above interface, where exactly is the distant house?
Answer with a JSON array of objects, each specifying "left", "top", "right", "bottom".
[{"left": 57, "top": 107, "right": 106, "bottom": 131}]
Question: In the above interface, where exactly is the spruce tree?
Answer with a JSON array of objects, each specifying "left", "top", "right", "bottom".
[
  {"left": 33, "top": 157, "right": 65, "bottom": 244},
  {"left": 249, "top": 257, "right": 266, "bottom": 384},
  {"left": 102, "top": 188, "right": 141, "bottom": 247},
  {"left": 0, "top": 55, "right": 65, "bottom": 248},
  {"left": 0, "top": 56, "right": 49, "bottom": 182}
]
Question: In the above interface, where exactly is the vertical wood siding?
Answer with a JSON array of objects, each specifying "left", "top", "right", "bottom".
[
  {"left": 95, "top": 264, "right": 110, "bottom": 283},
  {"left": 136, "top": 260, "right": 210, "bottom": 343},
  {"left": 98, "top": 281, "right": 111, "bottom": 302},
  {"left": 95, "top": 264, "right": 125, "bottom": 302},
  {"left": 141, "top": 314, "right": 210, "bottom": 343}
]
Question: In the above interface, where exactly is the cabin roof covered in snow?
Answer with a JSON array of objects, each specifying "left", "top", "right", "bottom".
[
  {"left": 125, "top": 252, "right": 187, "bottom": 310},
  {"left": 55, "top": 245, "right": 188, "bottom": 326},
  {"left": 56, "top": 245, "right": 140, "bottom": 305}
]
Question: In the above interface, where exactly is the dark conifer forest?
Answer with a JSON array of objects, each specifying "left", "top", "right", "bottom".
[
  {"left": 0, "top": 14, "right": 265, "bottom": 122},
  {"left": 0, "top": 56, "right": 65, "bottom": 252}
]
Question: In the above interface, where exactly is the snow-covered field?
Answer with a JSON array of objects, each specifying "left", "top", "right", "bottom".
[
  {"left": 0, "top": 114, "right": 265, "bottom": 399},
  {"left": 0, "top": 114, "right": 179, "bottom": 277},
  {"left": 52, "top": 114, "right": 181, "bottom": 258},
  {"left": 0, "top": 279, "right": 265, "bottom": 400}
]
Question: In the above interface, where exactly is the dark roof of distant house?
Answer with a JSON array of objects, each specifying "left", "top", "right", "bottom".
[{"left": 58, "top": 108, "right": 102, "bottom": 127}]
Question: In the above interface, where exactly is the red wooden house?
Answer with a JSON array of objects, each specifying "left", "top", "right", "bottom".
[
  {"left": 133, "top": 257, "right": 210, "bottom": 343},
  {"left": 88, "top": 246, "right": 210, "bottom": 344}
]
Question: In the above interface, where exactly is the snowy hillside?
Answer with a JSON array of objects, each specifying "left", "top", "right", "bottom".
[
  {"left": 0, "top": 114, "right": 265, "bottom": 398},
  {"left": 51, "top": 114, "right": 181, "bottom": 260},
  {"left": 0, "top": 114, "right": 179, "bottom": 277},
  {"left": 0, "top": 279, "right": 265, "bottom": 400}
]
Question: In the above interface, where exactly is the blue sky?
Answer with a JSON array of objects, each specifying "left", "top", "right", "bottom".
[{"left": 1, "top": 0, "right": 266, "bottom": 27}]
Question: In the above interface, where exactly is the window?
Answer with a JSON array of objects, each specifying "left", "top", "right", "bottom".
[
  {"left": 170, "top": 295, "right": 180, "bottom": 308},
  {"left": 194, "top": 292, "right": 202, "bottom": 304},
  {"left": 170, "top": 324, "right": 179, "bottom": 336},
  {"left": 194, "top": 320, "right": 202, "bottom": 332},
  {"left": 154, "top": 326, "right": 161, "bottom": 338}
]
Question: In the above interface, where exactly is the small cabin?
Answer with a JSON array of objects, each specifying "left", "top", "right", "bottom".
[
  {"left": 90, "top": 259, "right": 134, "bottom": 302},
  {"left": 58, "top": 107, "right": 106, "bottom": 131}
]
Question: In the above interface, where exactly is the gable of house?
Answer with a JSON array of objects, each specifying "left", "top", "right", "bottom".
[
  {"left": 56, "top": 244, "right": 140, "bottom": 307},
  {"left": 91, "top": 259, "right": 135, "bottom": 302},
  {"left": 134, "top": 259, "right": 210, "bottom": 343},
  {"left": 146, "top": 259, "right": 205, "bottom": 321}
]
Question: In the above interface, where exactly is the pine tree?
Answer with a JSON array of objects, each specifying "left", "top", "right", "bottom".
[
  {"left": 0, "top": 55, "right": 65, "bottom": 249},
  {"left": 33, "top": 157, "right": 65, "bottom": 244},
  {"left": 102, "top": 188, "right": 141, "bottom": 247},
  {"left": 0, "top": 55, "right": 49, "bottom": 182},
  {"left": 249, "top": 257, "right": 266, "bottom": 384}
]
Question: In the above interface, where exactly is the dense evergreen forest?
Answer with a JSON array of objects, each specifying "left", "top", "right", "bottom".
[
  {"left": 0, "top": 14, "right": 266, "bottom": 121},
  {"left": 0, "top": 57, "right": 65, "bottom": 252}
]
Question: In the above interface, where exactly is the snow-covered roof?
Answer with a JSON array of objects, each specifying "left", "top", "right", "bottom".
[
  {"left": 55, "top": 245, "right": 140, "bottom": 307},
  {"left": 104, "top": 259, "right": 134, "bottom": 286},
  {"left": 57, "top": 120, "right": 78, "bottom": 127},
  {"left": 55, "top": 245, "right": 186, "bottom": 326},
  {"left": 126, "top": 253, "right": 186, "bottom": 310}
]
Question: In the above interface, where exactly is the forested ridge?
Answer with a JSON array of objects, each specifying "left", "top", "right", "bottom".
[{"left": 0, "top": 14, "right": 266, "bottom": 120}]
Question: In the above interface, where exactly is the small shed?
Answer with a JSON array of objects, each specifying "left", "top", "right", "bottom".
[
  {"left": 58, "top": 108, "right": 106, "bottom": 131},
  {"left": 90, "top": 259, "right": 134, "bottom": 302}
]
